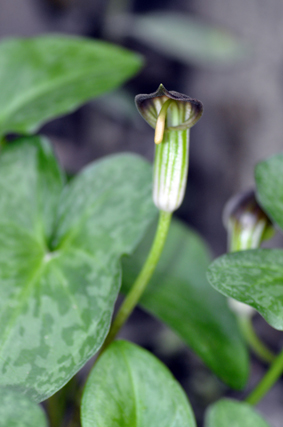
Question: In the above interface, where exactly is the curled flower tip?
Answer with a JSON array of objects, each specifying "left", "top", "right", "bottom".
[
  {"left": 135, "top": 84, "right": 203, "bottom": 137},
  {"left": 223, "top": 189, "right": 274, "bottom": 252},
  {"left": 154, "top": 99, "right": 173, "bottom": 144}
]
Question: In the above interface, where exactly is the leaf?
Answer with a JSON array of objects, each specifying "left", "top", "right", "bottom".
[
  {"left": 207, "top": 249, "right": 283, "bottom": 330},
  {"left": 81, "top": 340, "right": 196, "bottom": 427},
  {"left": 0, "top": 135, "right": 64, "bottom": 240},
  {"left": 205, "top": 398, "right": 271, "bottom": 427},
  {"left": 0, "top": 136, "right": 157, "bottom": 402},
  {"left": 122, "top": 220, "right": 249, "bottom": 389},
  {"left": 0, "top": 387, "right": 48, "bottom": 427},
  {"left": 255, "top": 153, "right": 283, "bottom": 231},
  {"left": 109, "top": 13, "right": 249, "bottom": 66},
  {"left": 0, "top": 35, "right": 143, "bottom": 136}
]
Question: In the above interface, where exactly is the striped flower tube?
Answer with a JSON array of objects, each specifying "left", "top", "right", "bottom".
[{"left": 135, "top": 84, "right": 203, "bottom": 212}]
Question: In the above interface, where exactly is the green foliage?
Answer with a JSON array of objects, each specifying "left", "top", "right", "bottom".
[
  {"left": 0, "top": 387, "right": 48, "bottom": 427},
  {"left": 0, "top": 136, "right": 156, "bottom": 402},
  {"left": 0, "top": 35, "right": 143, "bottom": 136},
  {"left": 122, "top": 220, "right": 249, "bottom": 389},
  {"left": 81, "top": 340, "right": 196, "bottom": 427},
  {"left": 0, "top": 28, "right": 279, "bottom": 427},
  {"left": 205, "top": 398, "right": 271, "bottom": 427},
  {"left": 207, "top": 153, "right": 283, "bottom": 331},
  {"left": 208, "top": 249, "right": 283, "bottom": 330}
]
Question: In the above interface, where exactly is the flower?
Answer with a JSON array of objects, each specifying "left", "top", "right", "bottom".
[
  {"left": 135, "top": 84, "right": 203, "bottom": 212},
  {"left": 224, "top": 189, "right": 274, "bottom": 318},
  {"left": 223, "top": 189, "right": 274, "bottom": 252}
]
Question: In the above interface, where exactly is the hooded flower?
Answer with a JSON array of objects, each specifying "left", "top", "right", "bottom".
[
  {"left": 223, "top": 189, "right": 274, "bottom": 252},
  {"left": 224, "top": 189, "right": 274, "bottom": 318},
  {"left": 135, "top": 84, "right": 203, "bottom": 212}
]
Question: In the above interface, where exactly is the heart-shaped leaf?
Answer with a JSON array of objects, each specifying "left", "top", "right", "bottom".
[
  {"left": 0, "top": 136, "right": 157, "bottom": 402},
  {"left": 207, "top": 249, "right": 283, "bottom": 330},
  {"left": 0, "top": 35, "right": 143, "bottom": 136},
  {"left": 81, "top": 340, "right": 196, "bottom": 427},
  {"left": 205, "top": 398, "right": 271, "bottom": 427},
  {"left": 255, "top": 153, "right": 283, "bottom": 231},
  {"left": 0, "top": 387, "right": 48, "bottom": 427},
  {"left": 122, "top": 220, "right": 249, "bottom": 389}
]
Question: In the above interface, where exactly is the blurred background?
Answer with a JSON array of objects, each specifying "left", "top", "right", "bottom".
[
  {"left": 2, "top": 1, "right": 283, "bottom": 425},
  {"left": 2, "top": 0, "right": 283, "bottom": 255}
]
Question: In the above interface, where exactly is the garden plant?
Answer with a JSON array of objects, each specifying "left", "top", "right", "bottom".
[{"left": 0, "top": 33, "right": 282, "bottom": 427}]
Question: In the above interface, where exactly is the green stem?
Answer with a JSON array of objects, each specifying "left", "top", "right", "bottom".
[
  {"left": 246, "top": 347, "right": 283, "bottom": 405},
  {"left": 45, "top": 391, "right": 65, "bottom": 427},
  {"left": 100, "top": 210, "right": 172, "bottom": 352},
  {"left": 238, "top": 315, "right": 275, "bottom": 364},
  {"left": 0, "top": 136, "right": 7, "bottom": 148},
  {"left": 46, "top": 374, "right": 82, "bottom": 427}
]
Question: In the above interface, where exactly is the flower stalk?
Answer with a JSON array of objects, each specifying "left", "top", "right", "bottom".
[
  {"left": 99, "top": 85, "right": 203, "bottom": 354},
  {"left": 246, "top": 347, "right": 283, "bottom": 405},
  {"left": 99, "top": 210, "right": 172, "bottom": 353}
]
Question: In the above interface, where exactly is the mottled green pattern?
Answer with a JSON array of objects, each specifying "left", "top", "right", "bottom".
[
  {"left": 0, "top": 137, "right": 157, "bottom": 402},
  {"left": 255, "top": 153, "right": 283, "bottom": 231},
  {"left": 208, "top": 153, "right": 283, "bottom": 331},
  {"left": 205, "top": 399, "right": 271, "bottom": 427},
  {"left": 208, "top": 249, "right": 283, "bottom": 330},
  {"left": 0, "top": 36, "right": 143, "bottom": 136},
  {"left": 0, "top": 387, "right": 48, "bottom": 427},
  {"left": 122, "top": 220, "right": 249, "bottom": 389},
  {"left": 81, "top": 340, "right": 196, "bottom": 427}
]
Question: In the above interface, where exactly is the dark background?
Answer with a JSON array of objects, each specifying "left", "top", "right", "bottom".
[
  {"left": 1, "top": 1, "right": 283, "bottom": 425},
  {"left": 2, "top": 0, "right": 283, "bottom": 255}
]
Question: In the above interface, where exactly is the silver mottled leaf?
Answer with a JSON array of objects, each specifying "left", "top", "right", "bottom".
[{"left": 0, "top": 136, "right": 156, "bottom": 401}]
